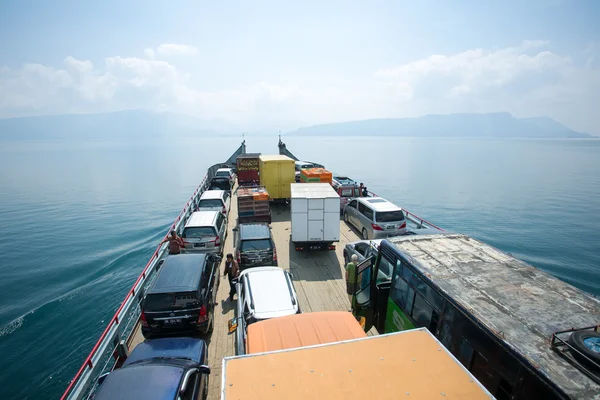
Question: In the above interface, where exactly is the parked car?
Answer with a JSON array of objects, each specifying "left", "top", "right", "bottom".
[
  {"left": 215, "top": 167, "right": 236, "bottom": 186},
  {"left": 343, "top": 197, "right": 407, "bottom": 240},
  {"left": 196, "top": 189, "right": 231, "bottom": 216},
  {"left": 93, "top": 337, "right": 210, "bottom": 400},
  {"left": 141, "top": 253, "right": 220, "bottom": 338},
  {"left": 232, "top": 267, "right": 300, "bottom": 355},
  {"left": 182, "top": 211, "right": 227, "bottom": 255},
  {"left": 208, "top": 177, "right": 232, "bottom": 193},
  {"left": 331, "top": 176, "right": 361, "bottom": 213},
  {"left": 233, "top": 223, "right": 278, "bottom": 270}
]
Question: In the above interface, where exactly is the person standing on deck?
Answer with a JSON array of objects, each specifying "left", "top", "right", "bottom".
[
  {"left": 160, "top": 230, "right": 187, "bottom": 255},
  {"left": 359, "top": 183, "right": 365, "bottom": 197},
  {"left": 224, "top": 253, "right": 240, "bottom": 301},
  {"left": 345, "top": 254, "right": 359, "bottom": 309}
]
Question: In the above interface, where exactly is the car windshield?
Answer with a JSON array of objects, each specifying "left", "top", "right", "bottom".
[
  {"left": 376, "top": 210, "right": 405, "bottom": 222},
  {"left": 198, "top": 199, "right": 223, "bottom": 208},
  {"left": 182, "top": 227, "right": 216, "bottom": 238},
  {"left": 144, "top": 293, "right": 199, "bottom": 311},
  {"left": 241, "top": 239, "right": 272, "bottom": 252}
]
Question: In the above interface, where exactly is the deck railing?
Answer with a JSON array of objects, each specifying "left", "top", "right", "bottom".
[{"left": 60, "top": 174, "right": 210, "bottom": 400}]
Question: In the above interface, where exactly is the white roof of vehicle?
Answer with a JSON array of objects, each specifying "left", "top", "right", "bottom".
[
  {"left": 216, "top": 168, "right": 233, "bottom": 172},
  {"left": 291, "top": 183, "right": 339, "bottom": 199},
  {"left": 200, "top": 190, "right": 225, "bottom": 200},
  {"left": 359, "top": 197, "right": 402, "bottom": 211},
  {"left": 185, "top": 211, "right": 219, "bottom": 227},
  {"left": 240, "top": 267, "right": 298, "bottom": 320}
]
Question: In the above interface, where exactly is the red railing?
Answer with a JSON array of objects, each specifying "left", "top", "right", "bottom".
[{"left": 60, "top": 176, "right": 207, "bottom": 400}]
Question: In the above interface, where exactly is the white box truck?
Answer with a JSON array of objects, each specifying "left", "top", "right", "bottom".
[{"left": 291, "top": 183, "right": 340, "bottom": 251}]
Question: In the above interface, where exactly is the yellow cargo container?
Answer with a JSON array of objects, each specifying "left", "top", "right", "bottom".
[{"left": 259, "top": 155, "right": 295, "bottom": 200}]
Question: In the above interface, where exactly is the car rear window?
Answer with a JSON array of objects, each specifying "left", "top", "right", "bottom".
[
  {"left": 182, "top": 227, "right": 216, "bottom": 238},
  {"left": 198, "top": 199, "right": 223, "bottom": 208},
  {"left": 340, "top": 188, "right": 355, "bottom": 197},
  {"left": 216, "top": 171, "right": 230, "bottom": 177},
  {"left": 241, "top": 239, "right": 272, "bottom": 252},
  {"left": 375, "top": 210, "right": 405, "bottom": 222},
  {"left": 210, "top": 180, "right": 231, "bottom": 190},
  {"left": 144, "top": 293, "right": 199, "bottom": 311}
]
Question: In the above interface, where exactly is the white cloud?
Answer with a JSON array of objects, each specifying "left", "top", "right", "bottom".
[
  {"left": 155, "top": 44, "right": 198, "bottom": 56},
  {"left": 0, "top": 41, "right": 598, "bottom": 134}
]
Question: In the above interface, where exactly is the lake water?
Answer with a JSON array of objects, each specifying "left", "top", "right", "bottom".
[{"left": 0, "top": 136, "right": 599, "bottom": 399}]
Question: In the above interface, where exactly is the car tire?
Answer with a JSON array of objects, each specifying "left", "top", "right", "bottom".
[
  {"left": 344, "top": 212, "right": 349, "bottom": 223},
  {"left": 362, "top": 228, "right": 369, "bottom": 240},
  {"left": 568, "top": 331, "right": 600, "bottom": 370},
  {"left": 202, "top": 375, "right": 209, "bottom": 400}
]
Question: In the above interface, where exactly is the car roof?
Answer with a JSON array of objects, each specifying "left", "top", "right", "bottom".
[
  {"left": 358, "top": 197, "right": 402, "bottom": 211},
  {"left": 200, "top": 190, "right": 225, "bottom": 200},
  {"left": 239, "top": 223, "right": 271, "bottom": 240},
  {"left": 123, "top": 337, "right": 206, "bottom": 367},
  {"left": 185, "top": 211, "right": 219, "bottom": 227},
  {"left": 240, "top": 267, "right": 297, "bottom": 319},
  {"left": 147, "top": 254, "right": 206, "bottom": 294},
  {"left": 216, "top": 168, "right": 233, "bottom": 172},
  {"left": 93, "top": 364, "right": 184, "bottom": 400},
  {"left": 349, "top": 239, "right": 383, "bottom": 247}
]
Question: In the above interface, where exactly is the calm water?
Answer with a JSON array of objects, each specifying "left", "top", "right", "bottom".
[{"left": 0, "top": 136, "right": 599, "bottom": 399}]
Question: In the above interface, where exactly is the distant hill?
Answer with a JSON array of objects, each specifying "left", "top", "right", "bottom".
[
  {"left": 0, "top": 110, "right": 243, "bottom": 141},
  {"left": 287, "top": 113, "right": 594, "bottom": 138}
]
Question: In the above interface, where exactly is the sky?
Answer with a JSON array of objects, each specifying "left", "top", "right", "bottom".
[{"left": 0, "top": 0, "right": 599, "bottom": 133}]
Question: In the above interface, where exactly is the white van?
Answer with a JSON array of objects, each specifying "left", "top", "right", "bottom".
[
  {"left": 197, "top": 190, "right": 231, "bottom": 216},
  {"left": 343, "top": 197, "right": 407, "bottom": 240}
]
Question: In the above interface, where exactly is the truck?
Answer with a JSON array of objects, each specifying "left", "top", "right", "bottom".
[
  {"left": 290, "top": 183, "right": 340, "bottom": 251},
  {"left": 221, "top": 328, "right": 494, "bottom": 400},
  {"left": 259, "top": 155, "right": 295, "bottom": 200},
  {"left": 236, "top": 153, "right": 261, "bottom": 186}
]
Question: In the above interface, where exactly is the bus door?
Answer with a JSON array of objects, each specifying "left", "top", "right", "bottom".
[{"left": 353, "top": 256, "right": 376, "bottom": 331}]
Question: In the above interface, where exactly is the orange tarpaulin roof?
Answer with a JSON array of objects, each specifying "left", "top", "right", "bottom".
[
  {"left": 223, "top": 328, "right": 494, "bottom": 400},
  {"left": 246, "top": 311, "right": 366, "bottom": 354}
]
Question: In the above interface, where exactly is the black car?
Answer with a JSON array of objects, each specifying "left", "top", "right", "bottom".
[
  {"left": 234, "top": 223, "right": 278, "bottom": 270},
  {"left": 208, "top": 177, "right": 232, "bottom": 193},
  {"left": 94, "top": 337, "right": 210, "bottom": 400},
  {"left": 141, "top": 253, "right": 220, "bottom": 338}
]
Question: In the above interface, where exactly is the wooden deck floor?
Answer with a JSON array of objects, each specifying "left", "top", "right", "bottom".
[{"left": 128, "top": 188, "right": 369, "bottom": 399}]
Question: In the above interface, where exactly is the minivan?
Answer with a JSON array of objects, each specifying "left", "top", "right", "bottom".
[
  {"left": 182, "top": 211, "right": 227, "bottom": 255},
  {"left": 215, "top": 168, "right": 235, "bottom": 186},
  {"left": 197, "top": 190, "right": 231, "bottom": 216},
  {"left": 233, "top": 223, "right": 277, "bottom": 270},
  {"left": 208, "top": 177, "right": 232, "bottom": 193},
  {"left": 141, "top": 253, "right": 220, "bottom": 338},
  {"left": 343, "top": 197, "right": 407, "bottom": 240}
]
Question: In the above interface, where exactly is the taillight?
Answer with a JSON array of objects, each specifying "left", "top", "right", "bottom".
[
  {"left": 236, "top": 250, "right": 241, "bottom": 264},
  {"left": 400, "top": 222, "right": 406, "bottom": 229},
  {"left": 222, "top": 206, "right": 227, "bottom": 214},
  {"left": 273, "top": 248, "right": 278, "bottom": 262},
  {"left": 213, "top": 236, "right": 220, "bottom": 246},
  {"left": 372, "top": 223, "right": 383, "bottom": 231},
  {"left": 198, "top": 305, "right": 208, "bottom": 323},
  {"left": 141, "top": 311, "right": 148, "bottom": 327}
]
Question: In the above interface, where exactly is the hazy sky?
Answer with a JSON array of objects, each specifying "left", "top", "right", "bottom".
[{"left": 1, "top": 0, "right": 599, "bottom": 133}]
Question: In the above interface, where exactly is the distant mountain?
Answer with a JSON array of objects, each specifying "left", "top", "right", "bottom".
[
  {"left": 0, "top": 110, "right": 244, "bottom": 141},
  {"left": 287, "top": 113, "right": 594, "bottom": 138}
]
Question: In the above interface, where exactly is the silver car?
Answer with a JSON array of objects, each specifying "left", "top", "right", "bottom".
[
  {"left": 343, "top": 197, "right": 407, "bottom": 240},
  {"left": 182, "top": 211, "right": 227, "bottom": 255}
]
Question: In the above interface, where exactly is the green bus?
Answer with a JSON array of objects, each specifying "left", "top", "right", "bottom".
[{"left": 353, "top": 233, "right": 600, "bottom": 400}]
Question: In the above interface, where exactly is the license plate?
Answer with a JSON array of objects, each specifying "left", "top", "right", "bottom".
[
  {"left": 194, "top": 243, "right": 205, "bottom": 248},
  {"left": 165, "top": 318, "right": 181, "bottom": 325},
  {"left": 386, "top": 225, "right": 395, "bottom": 230}
]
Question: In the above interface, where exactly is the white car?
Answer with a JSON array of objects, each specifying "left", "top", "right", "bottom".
[
  {"left": 233, "top": 267, "right": 300, "bottom": 355},
  {"left": 196, "top": 189, "right": 231, "bottom": 216}
]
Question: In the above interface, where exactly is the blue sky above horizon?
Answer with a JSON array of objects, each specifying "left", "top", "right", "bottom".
[{"left": 0, "top": 0, "right": 599, "bottom": 133}]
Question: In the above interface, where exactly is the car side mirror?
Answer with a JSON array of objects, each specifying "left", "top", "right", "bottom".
[
  {"left": 233, "top": 227, "right": 239, "bottom": 232},
  {"left": 97, "top": 372, "right": 110, "bottom": 385},
  {"left": 199, "top": 365, "right": 211, "bottom": 375},
  {"left": 228, "top": 318, "right": 238, "bottom": 333}
]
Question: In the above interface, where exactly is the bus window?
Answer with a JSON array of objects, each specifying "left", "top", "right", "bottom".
[
  {"left": 412, "top": 294, "right": 440, "bottom": 333},
  {"left": 414, "top": 277, "right": 443, "bottom": 311},
  {"left": 391, "top": 276, "right": 414, "bottom": 312}
]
